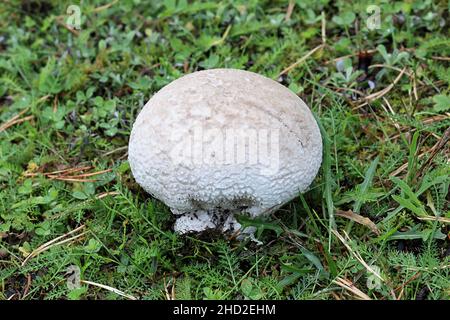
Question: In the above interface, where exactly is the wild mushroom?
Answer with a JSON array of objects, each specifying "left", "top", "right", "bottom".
[{"left": 128, "top": 69, "right": 322, "bottom": 236}]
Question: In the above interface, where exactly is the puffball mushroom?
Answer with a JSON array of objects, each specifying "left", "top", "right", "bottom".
[{"left": 128, "top": 69, "right": 322, "bottom": 235}]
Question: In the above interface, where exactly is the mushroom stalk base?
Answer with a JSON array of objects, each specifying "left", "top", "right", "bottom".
[{"left": 173, "top": 210, "right": 257, "bottom": 240}]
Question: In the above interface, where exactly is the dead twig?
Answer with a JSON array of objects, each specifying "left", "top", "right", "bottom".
[
  {"left": 7, "top": 293, "right": 17, "bottom": 300},
  {"left": 368, "top": 64, "right": 414, "bottom": 77}
]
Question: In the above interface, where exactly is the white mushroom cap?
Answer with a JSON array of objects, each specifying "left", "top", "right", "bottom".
[{"left": 128, "top": 69, "right": 322, "bottom": 234}]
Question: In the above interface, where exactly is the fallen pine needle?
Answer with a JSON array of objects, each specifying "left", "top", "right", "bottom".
[
  {"left": 24, "top": 167, "right": 111, "bottom": 183},
  {"left": 394, "top": 271, "right": 421, "bottom": 300},
  {"left": 102, "top": 146, "right": 128, "bottom": 157},
  {"left": 47, "top": 177, "right": 98, "bottom": 182},
  {"left": 92, "top": 0, "right": 119, "bottom": 13},
  {"left": 278, "top": 44, "right": 324, "bottom": 77},
  {"left": 60, "top": 168, "right": 112, "bottom": 178},
  {"left": 1, "top": 108, "right": 29, "bottom": 127},
  {"left": 0, "top": 109, "right": 34, "bottom": 133},
  {"left": 96, "top": 191, "right": 120, "bottom": 199},
  {"left": 22, "top": 274, "right": 32, "bottom": 298},
  {"left": 24, "top": 166, "right": 93, "bottom": 177}
]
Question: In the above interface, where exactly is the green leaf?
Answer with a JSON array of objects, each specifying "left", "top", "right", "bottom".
[
  {"left": 35, "top": 221, "right": 52, "bottom": 236},
  {"left": 199, "top": 55, "right": 220, "bottom": 69},
  {"left": 432, "top": 94, "right": 450, "bottom": 112},
  {"left": 392, "top": 195, "right": 427, "bottom": 217},
  {"left": 353, "top": 156, "right": 379, "bottom": 213},
  {"left": 391, "top": 176, "right": 421, "bottom": 206},
  {"left": 38, "top": 58, "right": 62, "bottom": 94},
  {"left": 332, "top": 11, "right": 356, "bottom": 26},
  {"left": 67, "top": 286, "right": 88, "bottom": 300},
  {"left": 236, "top": 215, "right": 283, "bottom": 237},
  {"left": 300, "top": 247, "right": 324, "bottom": 272},
  {"left": 387, "top": 226, "right": 446, "bottom": 241},
  {"left": 240, "top": 277, "right": 263, "bottom": 300},
  {"left": 72, "top": 190, "right": 88, "bottom": 200},
  {"left": 241, "top": 278, "right": 253, "bottom": 296},
  {"left": 276, "top": 272, "right": 301, "bottom": 292},
  {"left": 18, "top": 180, "right": 33, "bottom": 195},
  {"left": 316, "top": 114, "right": 335, "bottom": 233},
  {"left": 407, "top": 131, "right": 420, "bottom": 183},
  {"left": 84, "top": 239, "right": 102, "bottom": 253},
  {"left": 93, "top": 96, "right": 104, "bottom": 107}
]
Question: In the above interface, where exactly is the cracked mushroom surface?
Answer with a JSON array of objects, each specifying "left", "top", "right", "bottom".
[{"left": 128, "top": 68, "right": 322, "bottom": 235}]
